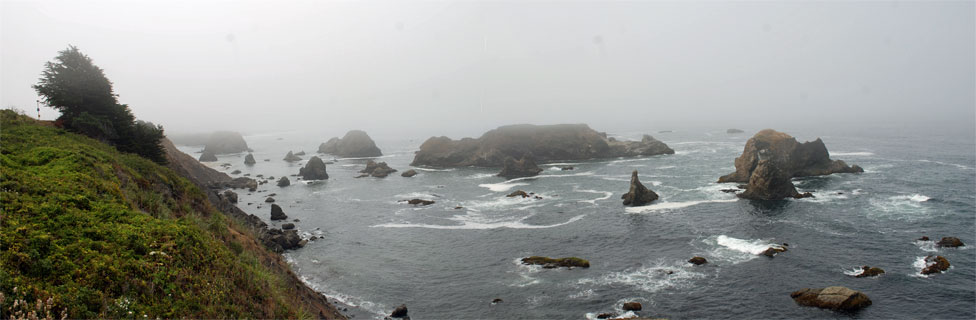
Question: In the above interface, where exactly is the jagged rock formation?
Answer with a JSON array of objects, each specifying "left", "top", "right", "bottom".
[
  {"left": 360, "top": 160, "right": 397, "bottom": 178},
  {"left": 921, "top": 255, "right": 950, "bottom": 275},
  {"left": 854, "top": 266, "right": 885, "bottom": 278},
  {"left": 199, "top": 150, "right": 217, "bottom": 162},
  {"left": 622, "top": 170, "right": 659, "bottom": 206},
  {"left": 318, "top": 130, "right": 382, "bottom": 157},
  {"left": 244, "top": 153, "right": 256, "bottom": 165},
  {"left": 270, "top": 204, "right": 287, "bottom": 220},
  {"left": 202, "top": 131, "right": 250, "bottom": 154},
  {"left": 283, "top": 151, "right": 302, "bottom": 162},
  {"left": 410, "top": 124, "right": 674, "bottom": 167},
  {"left": 299, "top": 156, "right": 330, "bottom": 180},
  {"left": 791, "top": 286, "right": 872, "bottom": 311},
  {"left": 720, "top": 129, "right": 862, "bottom": 200},
  {"left": 497, "top": 156, "right": 543, "bottom": 179}
]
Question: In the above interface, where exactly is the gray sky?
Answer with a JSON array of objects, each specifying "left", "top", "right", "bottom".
[{"left": 2, "top": 0, "right": 973, "bottom": 138}]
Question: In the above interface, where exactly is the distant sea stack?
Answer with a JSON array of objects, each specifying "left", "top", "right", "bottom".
[
  {"left": 318, "top": 130, "right": 382, "bottom": 158},
  {"left": 410, "top": 124, "right": 674, "bottom": 167},
  {"left": 720, "top": 129, "right": 862, "bottom": 200},
  {"left": 202, "top": 131, "right": 250, "bottom": 154}
]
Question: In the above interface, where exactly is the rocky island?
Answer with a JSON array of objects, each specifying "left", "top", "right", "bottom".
[
  {"left": 410, "top": 124, "right": 674, "bottom": 167},
  {"left": 318, "top": 130, "right": 383, "bottom": 158},
  {"left": 202, "top": 131, "right": 250, "bottom": 154}
]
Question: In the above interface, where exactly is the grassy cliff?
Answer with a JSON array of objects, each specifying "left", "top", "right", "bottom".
[{"left": 0, "top": 110, "right": 340, "bottom": 318}]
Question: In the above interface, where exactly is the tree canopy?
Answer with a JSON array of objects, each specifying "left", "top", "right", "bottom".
[{"left": 33, "top": 46, "right": 166, "bottom": 164}]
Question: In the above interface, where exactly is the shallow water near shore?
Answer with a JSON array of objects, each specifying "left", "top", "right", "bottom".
[{"left": 180, "top": 126, "right": 976, "bottom": 319}]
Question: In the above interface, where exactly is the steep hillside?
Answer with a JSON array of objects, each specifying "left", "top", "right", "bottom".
[{"left": 0, "top": 110, "right": 343, "bottom": 319}]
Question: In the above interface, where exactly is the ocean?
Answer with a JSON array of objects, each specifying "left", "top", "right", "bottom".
[{"left": 177, "top": 125, "right": 975, "bottom": 319}]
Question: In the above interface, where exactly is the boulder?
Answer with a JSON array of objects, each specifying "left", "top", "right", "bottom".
[
  {"left": 761, "top": 245, "right": 788, "bottom": 257},
  {"left": 410, "top": 124, "right": 674, "bottom": 167},
  {"left": 277, "top": 176, "right": 290, "bottom": 187},
  {"left": 507, "top": 190, "right": 530, "bottom": 198},
  {"left": 283, "top": 151, "right": 302, "bottom": 162},
  {"left": 318, "top": 130, "right": 382, "bottom": 157},
  {"left": 497, "top": 156, "right": 543, "bottom": 179},
  {"left": 299, "top": 156, "right": 329, "bottom": 180},
  {"left": 271, "top": 229, "right": 302, "bottom": 250},
  {"left": 403, "top": 199, "right": 435, "bottom": 206},
  {"left": 222, "top": 190, "right": 238, "bottom": 203},
  {"left": 921, "top": 255, "right": 950, "bottom": 275},
  {"left": 918, "top": 236, "right": 930, "bottom": 241},
  {"left": 622, "top": 170, "right": 659, "bottom": 206},
  {"left": 282, "top": 223, "right": 295, "bottom": 230},
  {"left": 718, "top": 129, "right": 863, "bottom": 184},
  {"left": 520, "top": 256, "right": 590, "bottom": 269},
  {"left": 198, "top": 150, "right": 218, "bottom": 162},
  {"left": 390, "top": 304, "right": 408, "bottom": 318},
  {"left": 224, "top": 177, "right": 258, "bottom": 191},
  {"left": 688, "top": 256, "right": 708, "bottom": 265},
  {"left": 936, "top": 237, "right": 965, "bottom": 248},
  {"left": 790, "top": 286, "right": 872, "bottom": 311},
  {"left": 854, "top": 266, "right": 885, "bottom": 278},
  {"left": 202, "top": 131, "right": 249, "bottom": 154},
  {"left": 244, "top": 153, "right": 256, "bottom": 165},
  {"left": 270, "top": 204, "right": 287, "bottom": 220},
  {"left": 727, "top": 128, "right": 744, "bottom": 134},
  {"left": 622, "top": 302, "right": 642, "bottom": 311},
  {"left": 231, "top": 170, "right": 241, "bottom": 174},
  {"left": 560, "top": 166, "right": 575, "bottom": 171},
  {"left": 401, "top": 169, "right": 418, "bottom": 177},
  {"left": 360, "top": 160, "right": 397, "bottom": 178},
  {"left": 265, "top": 197, "right": 275, "bottom": 203}
]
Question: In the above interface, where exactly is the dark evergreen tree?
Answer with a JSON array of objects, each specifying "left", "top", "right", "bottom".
[{"left": 33, "top": 46, "right": 167, "bottom": 164}]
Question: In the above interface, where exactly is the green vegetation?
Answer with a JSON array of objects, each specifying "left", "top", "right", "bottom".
[
  {"left": 33, "top": 46, "right": 166, "bottom": 164},
  {"left": 0, "top": 110, "right": 311, "bottom": 318},
  {"left": 521, "top": 256, "right": 590, "bottom": 269}
]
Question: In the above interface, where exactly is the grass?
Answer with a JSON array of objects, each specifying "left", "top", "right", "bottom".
[{"left": 0, "top": 110, "right": 313, "bottom": 318}]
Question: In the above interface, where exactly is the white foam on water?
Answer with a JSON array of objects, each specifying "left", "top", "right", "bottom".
[
  {"left": 575, "top": 188, "right": 613, "bottom": 205},
  {"left": 798, "top": 190, "right": 850, "bottom": 203},
  {"left": 650, "top": 181, "right": 663, "bottom": 186},
  {"left": 393, "top": 192, "right": 440, "bottom": 199},
  {"left": 869, "top": 194, "right": 932, "bottom": 221},
  {"left": 915, "top": 240, "right": 938, "bottom": 252},
  {"left": 715, "top": 235, "right": 777, "bottom": 255},
  {"left": 624, "top": 199, "right": 737, "bottom": 214},
  {"left": 545, "top": 162, "right": 579, "bottom": 166},
  {"left": 478, "top": 171, "right": 595, "bottom": 192},
  {"left": 852, "top": 189, "right": 864, "bottom": 195},
  {"left": 585, "top": 311, "right": 638, "bottom": 320},
  {"left": 372, "top": 214, "right": 585, "bottom": 230},
  {"left": 702, "top": 235, "right": 785, "bottom": 264},
  {"left": 478, "top": 182, "right": 530, "bottom": 192},
  {"left": 831, "top": 152, "right": 875, "bottom": 156},
  {"left": 576, "top": 260, "right": 705, "bottom": 294},
  {"left": 917, "top": 159, "right": 974, "bottom": 170},
  {"left": 413, "top": 167, "right": 456, "bottom": 172},
  {"left": 843, "top": 267, "right": 865, "bottom": 277},
  {"left": 657, "top": 165, "right": 677, "bottom": 169},
  {"left": 336, "top": 154, "right": 396, "bottom": 161},
  {"left": 569, "top": 289, "right": 595, "bottom": 299},
  {"left": 911, "top": 256, "right": 931, "bottom": 278},
  {"left": 465, "top": 173, "right": 496, "bottom": 179}
]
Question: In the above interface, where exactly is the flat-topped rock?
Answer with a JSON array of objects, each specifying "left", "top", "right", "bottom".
[{"left": 791, "top": 286, "right": 872, "bottom": 311}]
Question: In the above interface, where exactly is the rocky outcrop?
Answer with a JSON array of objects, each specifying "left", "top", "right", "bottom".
[
  {"left": 410, "top": 124, "right": 674, "bottom": 167},
  {"left": 244, "top": 153, "right": 256, "bottom": 165},
  {"left": 390, "top": 304, "right": 408, "bottom": 318},
  {"left": 318, "top": 130, "right": 382, "bottom": 157},
  {"left": 507, "top": 190, "right": 530, "bottom": 198},
  {"left": 223, "top": 190, "right": 238, "bottom": 203},
  {"left": 299, "top": 156, "right": 329, "bottom": 180},
  {"left": 401, "top": 169, "right": 417, "bottom": 177},
  {"left": 360, "top": 160, "right": 397, "bottom": 178},
  {"left": 622, "top": 302, "right": 642, "bottom": 311},
  {"left": 688, "top": 256, "right": 708, "bottom": 265},
  {"left": 761, "top": 245, "right": 788, "bottom": 257},
  {"left": 199, "top": 150, "right": 217, "bottom": 162},
  {"left": 277, "top": 176, "right": 290, "bottom": 187},
  {"left": 921, "top": 255, "right": 950, "bottom": 275},
  {"left": 936, "top": 237, "right": 965, "bottom": 248},
  {"left": 738, "top": 158, "right": 805, "bottom": 200},
  {"left": 719, "top": 129, "right": 863, "bottom": 184},
  {"left": 268, "top": 228, "right": 303, "bottom": 250},
  {"left": 622, "top": 170, "right": 659, "bottom": 206},
  {"left": 202, "top": 131, "right": 250, "bottom": 154},
  {"left": 270, "top": 204, "right": 287, "bottom": 220},
  {"left": 854, "top": 266, "right": 885, "bottom": 278},
  {"left": 520, "top": 256, "right": 590, "bottom": 269},
  {"left": 790, "top": 286, "right": 872, "bottom": 311},
  {"left": 497, "top": 156, "right": 543, "bottom": 179},
  {"left": 283, "top": 151, "right": 302, "bottom": 162}
]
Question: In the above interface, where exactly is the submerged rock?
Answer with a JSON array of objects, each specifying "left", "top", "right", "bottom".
[
  {"left": 790, "top": 286, "right": 872, "bottom": 311},
  {"left": 761, "top": 245, "right": 788, "bottom": 257},
  {"left": 299, "top": 156, "right": 330, "bottom": 180},
  {"left": 497, "top": 156, "right": 543, "bottom": 179},
  {"left": 318, "top": 130, "right": 382, "bottom": 157},
  {"left": 202, "top": 131, "right": 250, "bottom": 154},
  {"left": 403, "top": 199, "right": 435, "bottom": 206},
  {"left": 921, "top": 255, "right": 950, "bottom": 275},
  {"left": 410, "top": 124, "right": 674, "bottom": 167},
  {"left": 264, "top": 197, "right": 275, "bottom": 203},
  {"left": 244, "top": 153, "right": 256, "bottom": 165},
  {"left": 281, "top": 223, "right": 295, "bottom": 230},
  {"left": 283, "top": 151, "right": 302, "bottom": 162},
  {"left": 199, "top": 150, "right": 218, "bottom": 162},
  {"left": 360, "top": 160, "right": 397, "bottom": 178},
  {"left": 688, "top": 256, "right": 708, "bottom": 265},
  {"left": 936, "top": 237, "right": 965, "bottom": 248},
  {"left": 622, "top": 302, "right": 642, "bottom": 311},
  {"left": 622, "top": 170, "right": 659, "bottom": 206},
  {"left": 277, "top": 176, "right": 290, "bottom": 187},
  {"left": 854, "top": 266, "right": 885, "bottom": 278},
  {"left": 270, "top": 204, "right": 287, "bottom": 220},
  {"left": 507, "top": 190, "right": 530, "bottom": 198},
  {"left": 401, "top": 169, "right": 418, "bottom": 177},
  {"left": 520, "top": 256, "right": 590, "bottom": 269}
]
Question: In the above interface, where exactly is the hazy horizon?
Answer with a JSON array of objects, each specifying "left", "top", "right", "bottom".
[{"left": 2, "top": 0, "right": 974, "bottom": 138}]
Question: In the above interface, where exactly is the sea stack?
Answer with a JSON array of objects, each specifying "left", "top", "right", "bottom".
[
  {"left": 202, "top": 131, "right": 250, "bottom": 154},
  {"left": 360, "top": 160, "right": 397, "bottom": 178},
  {"left": 283, "top": 151, "right": 302, "bottom": 162},
  {"left": 244, "top": 153, "right": 256, "bottom": 165},
  {"left": 317, "top": 130, "right": 382, "bottom": 157},
  {"left": 622, "top": 170, "right": 659, "bottom": 206},
  {"left": 299, "top": 156, "right": 329, "bottom": 180},
  {"left": 720, "top": 129, "right": 862, "bottom": 200},
  {"left": 198, "top": 150, "right": 217, "bottom": 162},
  {"left": 497, "top": 156, "right": 543, "bottom": 179}
]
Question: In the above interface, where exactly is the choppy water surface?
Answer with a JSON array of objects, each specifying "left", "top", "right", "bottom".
[{"left": 181, "top": 126, "right": 975, "bottom": 319}]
